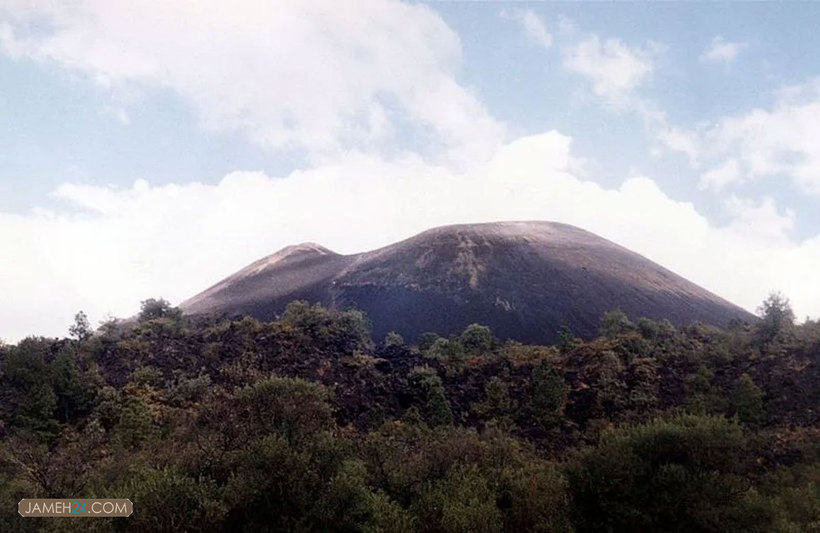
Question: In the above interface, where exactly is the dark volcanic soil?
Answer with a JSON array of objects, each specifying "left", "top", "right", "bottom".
[{"left": 180, "top": 221, "right": 753, "bottom": 344}]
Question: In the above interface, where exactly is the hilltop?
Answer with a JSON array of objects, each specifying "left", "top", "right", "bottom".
[{"left": 182, "top": 221, "right": 753, "bottom": 343}]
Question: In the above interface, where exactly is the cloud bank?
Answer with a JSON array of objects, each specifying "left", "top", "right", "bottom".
[
  {"left": 3, "top": 133, "right": 819, "bottom": 342},
  {"left": 1, "top": 2, "right": 819, "bottom": 343},
  {"left": 655, "top": 78, "right": 820, "bottom": 196},
  {"left": 0, "top": 0, "right": 503, "bottom": 161},
  {"left": 703, "top": 79, "right": 820, "bottom": 195}
]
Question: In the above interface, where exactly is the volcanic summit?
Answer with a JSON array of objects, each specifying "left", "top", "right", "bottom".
[{"left": 180, "top": 221, "right": 753, "bottom": 344}]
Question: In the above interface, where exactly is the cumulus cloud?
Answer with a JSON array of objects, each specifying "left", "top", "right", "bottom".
[
  {"left": 1, "top": 2, "right": 818, "bottom": 345},
  {"left": 0, "top": 0, "right": 504, "bottom": 162},
  {"left": 563, "top": 35, "right": 658, "bottom": 102},
  {"left": 2, "top": 133, "right": 820, "bottom": 342},
  {"left": 645, "top": 107, "right": 704, "bottom": 165},
  {"left": 708, "top": 82, "right": 820, "bottom": 195},
  {"left": 663, "top": 78, "right": 820, "bottom": 195},
  {"left": 700, "top": 159, "right": 741, "bottom": 191},
  {"left": 701, "top": 36, "right": 747, "bottom": 65},
  {"left": 724, "top": 196, "right": 795, "bottom": 245},
  {"left": 502, "top": 9, "right": 552, "bottom": 48}
]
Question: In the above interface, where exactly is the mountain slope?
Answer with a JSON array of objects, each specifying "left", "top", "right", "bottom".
[{"left": 180, "top": 221, "right": 753, "bottom": 343}]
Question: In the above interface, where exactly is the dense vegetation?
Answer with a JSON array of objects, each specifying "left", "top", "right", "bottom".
[{"left": 0, "top": 294, "right": 818, "bottom": 532}]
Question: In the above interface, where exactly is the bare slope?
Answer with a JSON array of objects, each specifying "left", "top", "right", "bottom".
[{"left": 180, "top": 221, "right": 753, "bottom": 343}]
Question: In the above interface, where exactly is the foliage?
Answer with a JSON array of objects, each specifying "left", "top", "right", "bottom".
[
  {"left": 471, "top": 376, "right": 516, "bottom": 428},
  {"left": 415, "top": 332, "right": 440, "bottom": 352},
  {"left": 414, "top": 463, "right": 502, "bottom": 533},
  {"left": 460, "top": 323, "right": 494, "bottom": 355},
  {"left": 529, "top": 360, "right": 566, "bottom": 428},
  {"left": 383, "top": 331, "right": 405, "bottom": 348},
  {"left": 138, "top": 298, "right": 182, "bottom": 322},
  {"left": 408, "top": 366, "right": 453, "bottom": 426},
  {"left": 556, "top": 324, "right": 575, "bottom": 351},
  {"left": 68, "top": 310, "right": 92, "bottom": 341},
  {"left": 599, "top": 309, "right": 633, "bottom": 339},
  {"left": 424, "top": 337, "right": 465, "bottom": 365},
  {"left": 732, "top": 373, "right": 765, "bottom": 426},
  {"left": 0, "top": 299, "right": 816, "bottom": 531},
  {"left": 568, "top": 414, "right": 762, "bottom": 532},
  {"left": 756, "top": 291, "right": 796, "bottom": 346},
  {"left": 282, "top": 300, "right": 373, "bottom": 353}
]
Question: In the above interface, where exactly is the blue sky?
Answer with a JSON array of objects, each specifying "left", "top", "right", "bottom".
[{"left": 1, "top": 1, "right": 819, "bottom": 341}]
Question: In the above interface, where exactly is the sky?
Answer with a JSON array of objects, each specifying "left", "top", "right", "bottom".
[{"left": 1, "top": 0, "right": 820, "bottom": 342}]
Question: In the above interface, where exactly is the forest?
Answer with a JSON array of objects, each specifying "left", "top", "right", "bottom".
[{"left": 0, "top": 295, "right": 818, "bottom": 532}]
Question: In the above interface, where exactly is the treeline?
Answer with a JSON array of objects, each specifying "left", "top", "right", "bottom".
[{"left": 0, "top": 295, "right": 818, "bottom": 532}]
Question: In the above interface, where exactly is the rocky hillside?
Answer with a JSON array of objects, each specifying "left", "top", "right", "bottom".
[{"left": 181, "top": 221, "right": 753, "bottom": 343}]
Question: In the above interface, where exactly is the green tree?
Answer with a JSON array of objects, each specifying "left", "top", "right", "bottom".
[
  {"left": 225, "top": 435, "right": 378, "bottom": 532},
  {"left": 460, "top": 324, "right": 493, "bottom": 355},
  {"left": 471, "top": 376, "right": 516, "bottom": 428},
  {"left": 408, "top": 366, "right": 453, "bottom": 426},
  {"left": 68, "top": 310, "right": 92, "bottom": 340},
  {"left": 684, "top": 366, "right": 728, "bottom": 415},
  {"left": 335, "top": 308, "right": 374, "bottom": 353},
  {"left": 383, "top": 331, "right": 405, "bottom": 348},
  {"left": 530, "top": 360, "right": 567, "bottom": 427},
  {"left": 413, "top": 464, "right": 502, "bottom": 533},
  {"left": 415, "top": 332, "right": 441, "bottom": 352},
  {"left": 282, "top": 301, "right": 372, "bottom": 353},
  {"left": 593, "top": 350, "right": 627, "bottom": 417},
  {"left": 50, "top": 349, "right": 94, "bottom": 422},
  {"left": 231, "top": 377, "right": 335, "bottom": 445},
  {"left": 138, "top": 297, "right": 182, "bottom": 322},
  {"left": 600, "top": 309, "right": 633, "bottom": 339},
  {"left": 123, "top": 467, "right": 225, "bottom": 532},
  {"left": 756, "top": 291, "right": 795, "bottom": 345},
  {"left": 499, "top": 462, "right": 573, "bottom": 533},
  {"left": 636, "top": 317, "right": 660, "bottom": 339},
  {"left": 425, "top": 338, "right": 466, "bottom": 366},
  {"left": 568, "top": 414, "right": 767, "bottom": 532},
  {"left": 732, "top": 373, "right": 764, "bottom": 426},
  {"left": 112, "top": 396, "right": 157, "bottom": 451},
  {"left": 0, "top": 339, "right": 58, "bottom": 439},
  {"left": 556, "top": 324, "right": 575, "bottom": 351}
]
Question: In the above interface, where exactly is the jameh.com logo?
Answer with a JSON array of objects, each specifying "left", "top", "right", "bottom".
[{"left": 18, "top": 499, "right": 133, "bottom": 517}]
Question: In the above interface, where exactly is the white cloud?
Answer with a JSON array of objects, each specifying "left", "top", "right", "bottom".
[
  {"left": 652, "top": 78, "right": 820, "bottom": 196},
  {"left": 1, "top": 2, "right": 818, "bottom": 345},
  {"left": 2, "top": 133, "right": 820, "bottom": 342},
  {"left": 701, "top": 36, "right": 747, "bottom": 65},
  {"left": 0, "top": 0, "right": 504, "bottom": 162},
  {"left": 502, "top": 9, "right": 552, "bottom": 48},
  {"left": 563, "top": 35, "right": 658, "bottom": 102},
  {"left": 700, "top": 159, "right": 741, "bottom": 191},
  {"left": 702, "top": 78, "right": 820, "bottom": 195},
  {"left": 102, "top": 105, "right": 130, "bottom": 125},
  {"left": 724, "top": 196, "right": 795, "bottom": 245},
  {"left": 654, "top": 121, "right": 703, "bottom": 164}
]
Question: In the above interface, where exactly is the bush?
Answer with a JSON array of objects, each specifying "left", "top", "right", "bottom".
[
  {"left": 425, "top": 338, "right": 465, "bottom": 365},
  {"left": 600, "top": 309, "right": 633, "bottom": 339},
  {"left": 732, "top": 373, "right": 764, "bottom": 426},
  {"left": 408, "top": 367, "right": 453, "bottom": 427},
  {"left": 413, "top": 464, "right": 502, "bottom": 533},
  {"left": 383, "top": 331, "right": 405, "bottom": 348},
  {"left": 567, "top": 414, "right": 766, "bottom": 532},
  {"left": 460, "top": 324, "right": 494, "bottom": 355},
  {"left": 282, "top": 301, "right": 373, "bottom": 353},
  {"left": 138, "top": 298, "right": 182, "bottom": 322},
  {"left": 122, "top": 467, "right": 225, "bottom": 532},
  {"left": 529, "top": 360, "right": 566, "bottom": 428}
]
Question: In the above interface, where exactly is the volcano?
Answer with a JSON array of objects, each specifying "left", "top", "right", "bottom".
[{"left": 180, "top": 221, "right": 753, "bottom": 344}]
